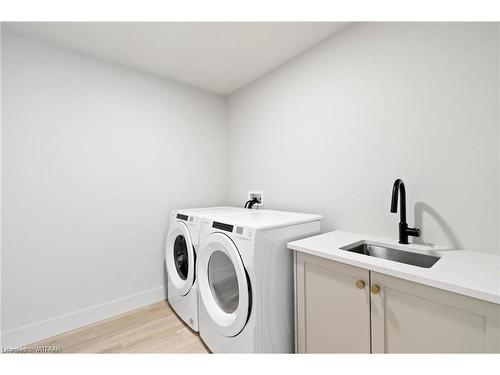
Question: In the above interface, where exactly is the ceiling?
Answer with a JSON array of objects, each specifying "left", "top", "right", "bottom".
[{"left": 4, "top": 22, "right": 347, "bottom": 94}]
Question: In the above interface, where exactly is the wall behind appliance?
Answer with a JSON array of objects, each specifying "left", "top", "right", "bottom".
[
  {"left": 227, "top": 22, "right": 500, "bottom": 254},
  {"left": 1, "top": 32, "right": 228, "bottom": 346}
]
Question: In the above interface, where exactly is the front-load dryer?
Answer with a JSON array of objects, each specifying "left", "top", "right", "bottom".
[
  {"left": 197, "top": 209, "right": 321, "bottom": 352},
  {"left": 165, "top": 207, "right": 245, "bottom": 332}
]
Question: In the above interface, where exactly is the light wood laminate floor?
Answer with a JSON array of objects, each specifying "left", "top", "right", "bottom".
[{"left": 30, "top": 301, "right": 209, "bottom": 353}]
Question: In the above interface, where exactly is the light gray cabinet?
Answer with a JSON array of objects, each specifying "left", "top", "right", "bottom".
[
  {"left": 295, "top": 252, "right": 500, "bottom": 353},
  {"left": 295, "top": 252, "right": 370, "bottom": 353},
  {"left": 370, "top": 271, "right": 500, "bottom": 353}
]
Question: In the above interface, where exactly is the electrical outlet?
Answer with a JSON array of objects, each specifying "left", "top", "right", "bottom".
[{"left": 248, "top": 191, "right": 263, "bottom": 208}]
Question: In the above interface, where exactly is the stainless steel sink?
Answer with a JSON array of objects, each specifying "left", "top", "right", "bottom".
[{"left": 340, "top": 242, "right": 441, "bottom": 268}]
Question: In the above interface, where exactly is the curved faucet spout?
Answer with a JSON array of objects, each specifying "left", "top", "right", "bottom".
[
  {"left": 390, "top": 178, "right": 419, "bottom": 244},
  {"left": 391, "top": 179, "right": 406, "bottom": 223}
]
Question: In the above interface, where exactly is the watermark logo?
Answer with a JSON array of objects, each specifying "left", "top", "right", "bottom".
[{"left": 2, "top": 345, "right": 62, "bottom": 353}]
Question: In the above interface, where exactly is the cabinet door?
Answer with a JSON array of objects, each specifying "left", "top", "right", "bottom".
[
  {"left": 295, "top": 252, "right": 371, "bottom": 353},
  {"left": 370, "top": 272, "right": 500, "bottom": 353}
]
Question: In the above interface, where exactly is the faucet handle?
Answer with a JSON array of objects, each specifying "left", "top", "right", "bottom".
[{"left": 407, "top": 227, "right": 421, "bottom": 238}]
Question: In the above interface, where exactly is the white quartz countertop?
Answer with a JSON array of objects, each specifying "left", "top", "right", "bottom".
[{"left": 287, "top": 231, "right": 500, "bottom": 304}]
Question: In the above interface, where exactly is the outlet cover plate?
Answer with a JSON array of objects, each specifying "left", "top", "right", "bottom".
[{"left": 248, "top": 191, "right": 263, "bottom": 208}]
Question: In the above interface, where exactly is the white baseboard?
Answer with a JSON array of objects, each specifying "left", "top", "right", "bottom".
[{"left": 1, "top": 286, "right": 166, "bottom": 348}]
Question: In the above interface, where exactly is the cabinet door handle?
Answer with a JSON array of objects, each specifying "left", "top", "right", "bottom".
[
  {"left": 355, "top": 280, "right": 365, "bottom": 289},
  {"left": 370, "top": 284, "right": 381, "bottom": 294}
]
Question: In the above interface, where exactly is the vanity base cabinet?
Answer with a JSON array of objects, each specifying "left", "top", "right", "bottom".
[
  {"left": 295, "top": 252, "right": 370, "bottom": 353},
  {"left": 295, "top": 252, "right": 500, "bottom": 353},
  {"left": 370, "top": 272, "right": 500, "bottom": 353}
]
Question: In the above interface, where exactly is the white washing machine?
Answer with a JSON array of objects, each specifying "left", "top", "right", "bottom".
[
  {"left": 165, "top": 207, "right": 245, "bottom": 331},
  {"left": 197, "top": 209, "right": 321, "bottom": 352}
]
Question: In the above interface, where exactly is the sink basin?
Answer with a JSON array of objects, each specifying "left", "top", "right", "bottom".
[{"left": 340, "top": 242, "right": 441, "bottom": 268}]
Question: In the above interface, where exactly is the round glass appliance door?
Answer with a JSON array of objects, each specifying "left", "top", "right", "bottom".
[
  {"left": 208, "top": 251, "right": 239, "bottom": 314},
  {"left": 165, "top": 220, "right": 195, "bottom": 296},
  {"left": 174, "top": 235, "right": 189, "bottom": 280},
  {"left": 198, "top": 232, "right": 250, "bottom": 337}
]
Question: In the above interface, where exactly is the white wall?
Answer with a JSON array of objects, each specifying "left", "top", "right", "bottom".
[
  {"left": 0, "top": 23, "right": 3, "bottom": 343},
  {"left": 498, "top": 23, "right": 500, "bottom": 252},
  {"left": 1, "top": 32, "right": 228, "bottom": 346},
  {"left": 227, "top": 23, "right": 500, "bottom": 254},
  {"left": 2, "top": 22, "right": 500, "bottom": 348}
]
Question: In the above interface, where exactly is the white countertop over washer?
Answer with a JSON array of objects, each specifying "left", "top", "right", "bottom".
[{"left": 288, "top": 231, "right": 500, "bottom": 304}]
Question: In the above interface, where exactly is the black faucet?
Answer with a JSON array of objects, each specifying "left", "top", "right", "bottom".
[{"left": 390, "top": 179, "right": 420, "bottom": 244}]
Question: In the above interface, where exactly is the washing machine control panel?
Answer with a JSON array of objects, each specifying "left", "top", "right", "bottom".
[
  {"left": 212, "top": 221, "right": 234, "bottom": 232},
  {"left": 176, "top": 213, "right": 189, "bottom": 221},
  {"left": 234, "top": 226, "right": 253, "bottom": 241},
  {"left": 209, "top": 220, "right": 253, "bottom": 241}
]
